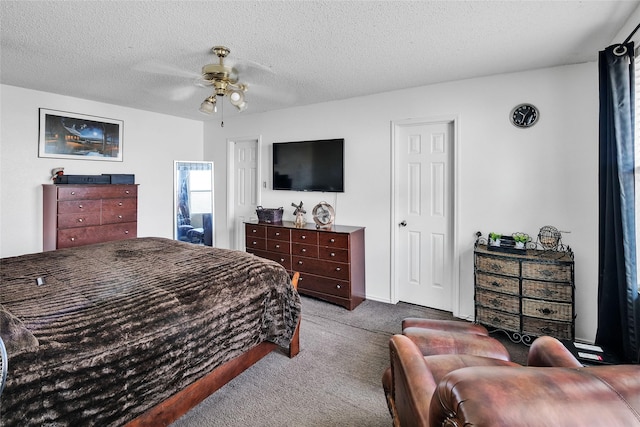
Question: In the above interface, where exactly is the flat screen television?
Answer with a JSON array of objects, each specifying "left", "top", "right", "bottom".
[{"left": 272, "top": 138, "right": 344, "bottom": 192}]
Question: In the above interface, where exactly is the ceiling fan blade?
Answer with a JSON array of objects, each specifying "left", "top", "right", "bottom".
[
  {"left": 133, "top": 60, "right": 201, "bottom": 80},
  {"left": 231, "top": 58, "right": 276, "bottom": 78}
]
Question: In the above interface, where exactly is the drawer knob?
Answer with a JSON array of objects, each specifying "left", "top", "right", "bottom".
[
  {"left": 275, "top": 232, "right": 280, "bottom": 236},
  {"left": 301, "top": 248, "right": 306, "bottom": 253},
  {"left": 252, "top": 241, "right": 257, "bottom": 245},
  {"left": 70, "top": 191, "right": 76, "bottom": 195},
  {"left": 336, "top": 284, "right": 341, "bottom": 289},
  {"left": 252, "top": 229, "right": 256, "bottom": 233},
  {"left": 301, "top": 236, "right": 306, "bottom": 240},
  {"left": 118, "top": 202, "right": 123, "bottom": 206},
  {"left": 275, "top": 244, "right": 280, "bottom": 249},
  {"left": 539, "top": 308, "right": 554, "bottom": 316},
  {"left": 70, "top": 237, "right": 75, "bottom": 241},
  {"left": 335, "top": 267, "right": 341, "bottom": 272},
  {"left": 280, "top": 258, "right": 285, "bottom": 262},
  {"left": 78, "top": 204, "right": 83, "bottom": 209},
  {"left": 78, "top": 218, "right": 83, "bottom": 223},
  {"left": 125, "top": 190, "right": 130, "bottom": 194},
  {"left": 330, "top": 252, "right": 335, "bottom": 257},
  {"left": 491, "top": 281, "right": 501, "bottom": 287},
  {"left": 124, "top": 230, "right": 129, "bottom": 234},
  {"left": 118, "top": 215, "right": 123, "bottom": 219},
  {"left": 298, "top": 261, "right": 303, "bottom": 265},
  {"left": 330, "top": 238, "right": 335, "bottom": 243}
]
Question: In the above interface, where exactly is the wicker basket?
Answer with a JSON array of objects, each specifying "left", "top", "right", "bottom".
[{"left": 256, "top": 206, "right": 283, "bottom": 223}]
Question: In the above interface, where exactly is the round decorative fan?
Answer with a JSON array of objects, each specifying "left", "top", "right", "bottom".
[{"left": 0, "top": 336, "right": 7, "bottom": 397}]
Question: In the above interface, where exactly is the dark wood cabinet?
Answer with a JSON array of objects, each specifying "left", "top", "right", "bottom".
[
  {"left": 43, "top": 184, "right": 138, "bottom": 251},
  {"left": 474, "top": 244, "right": 575, "bottom": 343},
  {"left": 245, "top": 221, "right": 365, "bottom": 310}
]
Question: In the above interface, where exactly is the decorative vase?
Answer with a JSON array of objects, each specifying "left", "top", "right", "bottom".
[
  {"left": 515, "top": 241, "right": 525, "bottom": 249},
  {"left": 490, "top": 238, "right": 501, "bottom": 247}
]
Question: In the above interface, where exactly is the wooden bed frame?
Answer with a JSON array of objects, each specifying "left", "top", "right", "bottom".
[{"left": 126, "top": 272, "right": 301, "bottom": 426}]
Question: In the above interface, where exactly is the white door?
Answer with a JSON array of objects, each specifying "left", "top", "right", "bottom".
[
  {"left": 394, "top": 120, "right": 454, "bottom": 311},
  {"left": 228, "top": 138, "right": 259, "bottom": 250}
]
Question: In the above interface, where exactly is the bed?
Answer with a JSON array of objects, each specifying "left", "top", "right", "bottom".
[{"left": 0, "top": 237, "right": 301, "bottom": 426}]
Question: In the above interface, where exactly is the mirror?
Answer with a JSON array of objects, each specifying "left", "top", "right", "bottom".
[{"left": 174, "top": 161, "right": 214, "bottom": 246}]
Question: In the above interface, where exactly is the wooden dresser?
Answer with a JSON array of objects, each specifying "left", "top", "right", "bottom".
[
  {"left": 43, "top": 184, "right": 138, "bottom": 251},
  {"left": 245, "top": 221, "right": 366, "bottom": 310},
  {"left": 474, "top": 244, "right": 575, "bottom": 343}
]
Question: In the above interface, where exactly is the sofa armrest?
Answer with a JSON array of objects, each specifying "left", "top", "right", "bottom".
[
  {"left": 403, "top": 327, "right": 511, "bottom": 361},
  {"left": 527, "top": 336, "right": 582, "bottom": 367},
  {"left": 430, "top": 365, "right": 640, "bottom": 427},
  {"left": 388, "top": 334, "right": 437, "bottom": 427}
]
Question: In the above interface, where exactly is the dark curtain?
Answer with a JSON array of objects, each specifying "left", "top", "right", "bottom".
[{"left": 596, "top": 42, "right": 640, "bottom": 363}]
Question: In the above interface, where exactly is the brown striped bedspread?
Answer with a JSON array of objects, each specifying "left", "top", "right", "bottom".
[{"left": 0, "top": 237, "right": 301, "bottom": 426}]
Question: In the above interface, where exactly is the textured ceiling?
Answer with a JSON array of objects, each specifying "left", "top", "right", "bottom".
[{"left": 1, "top": 1, "right": 638, "bottom": 121}]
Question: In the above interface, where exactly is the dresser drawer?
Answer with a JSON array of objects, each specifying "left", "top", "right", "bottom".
[
  {"left": 292, "top": 243, "right": 318, "bottom": 258},
  {"left": 522, "top": 317, "right": 572, "bottom": 340},
  {"left": 475, "top": 288, "right": 519, "bottom": 314},
  {"left": 102, "top": 198, "right": 137, "bottom": 213},
  {"left": 102, "top": 210, "right": 137, "bottom": 224},
  {"left": 291, "top": 229, "right": 318, "bottom": 245},
  {"left": 266, "top": 239, "right": 290, "bottom": 254},
  {"left": 475, "top": 271, "right": 519, "bottom": 295},
  {"left": 475, "top": 306, "right": 520, "bottom": 331},
  {"left": 57, "top": 199, "right": 101, "bottom": 214},
  {"left": 475, "top": 254, "right": 520, "bottom": 277},
  {"left": 246, "top": 224, "right": 266, "bottom": 238},
  {"left": 245, "top": 236, "right": 266, "bottom": 251},
  {"left": 57, "top": 213, "right": 101, "bottom": 229},
  {"left": 247, "top": 249, "right": 291, "bottom": 270},
  {"left": 522, "top": 298, "right": 572, "bottom": 322},
  {"left": 522, "top": 279, "right": 572, "bottom": 302},
  {"left": 57, "top": 223, "right": 136, "bottom": 248},
  {"left": 319, "top": 232, "right": 348, "bottom": 249},
  {"left": 522, "top": 261, "right": 572, "bottom": 282},
  {"left": 318, "top": 246, "right": 349, "bottom": 263},
  {"left": 267, "top": 227, "right": 290, "bottom": 242},
  {"left": 57, "top": 185, "right": 136, "bottom": 200},
  {"left": 292, "top": 256, "right": 350, "bottom": 280},
  {"left": 298, "top": 273, "right": 350, "bottom": 299}
]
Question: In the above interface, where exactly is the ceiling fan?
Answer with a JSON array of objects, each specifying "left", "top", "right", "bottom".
[{"left": 197, "top": 46, "right": 248, "bottom": 115}]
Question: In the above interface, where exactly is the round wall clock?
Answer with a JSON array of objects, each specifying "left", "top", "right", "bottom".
[
  {"left": 510, "top": 103, "right": 539, "bottom": 128},
  {"left": 312, "top": 202, "right": 335, "bottom": 228}
]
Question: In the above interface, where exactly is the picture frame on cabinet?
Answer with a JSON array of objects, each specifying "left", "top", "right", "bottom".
[{"left": 38, "top": 108, "right": 123, "bottom": 161}]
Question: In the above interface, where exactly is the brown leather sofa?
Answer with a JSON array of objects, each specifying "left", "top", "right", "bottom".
[
  {"left": 384, "top": 320, "right": 640, "bottom": 426},
  {"left": 382, "top": 321, "right": 640, "bottom": 427}
]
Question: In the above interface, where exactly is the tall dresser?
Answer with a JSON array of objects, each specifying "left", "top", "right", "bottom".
[
  {"left": 43, "top": 184, "right": 138, "bottom": 251},
  {"left": 245, "top": 221, "right": 366, "bottom": 310},
  {"left": 474, "top": 243, "right": 575, "bottom": 344}
]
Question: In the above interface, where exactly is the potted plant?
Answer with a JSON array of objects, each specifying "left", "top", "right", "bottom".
[
  {"left": 489, "top": 232, "right": 502, "bottom": 247},
  {"left": 512, "top": 232, "right": 530, "bottom": 249}
]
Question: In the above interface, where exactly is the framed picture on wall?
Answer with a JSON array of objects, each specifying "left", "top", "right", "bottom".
[{"left": 38, "top": 108, "right": 124, "bottom": 161}]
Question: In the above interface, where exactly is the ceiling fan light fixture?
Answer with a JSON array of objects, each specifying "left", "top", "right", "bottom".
[
  {"left": 199, "top": 95, "right": 217, "bottom": 115},
  {"left": 229, "top": 89, "right": 247, "bottom": 111},
  {"left": 233, "top": 101, "right": 248, "bottom": 112}
]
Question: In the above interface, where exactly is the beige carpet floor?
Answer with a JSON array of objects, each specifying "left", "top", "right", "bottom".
[{"left": 170, "top": 295, "right": 529, "bottom": 427}]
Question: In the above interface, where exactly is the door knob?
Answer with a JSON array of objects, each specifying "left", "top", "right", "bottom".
[{"left": 399, "top": 220, "right": 407, "bottom": 227}]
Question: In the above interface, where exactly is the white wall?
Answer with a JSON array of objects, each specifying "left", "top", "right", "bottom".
[
  {"left": 204, "top": 63, "right": 599, "bottom": 342},
  {"left": 0, "top": 85, "right": 204, "bottom": 257}
]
